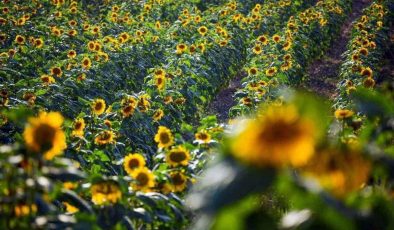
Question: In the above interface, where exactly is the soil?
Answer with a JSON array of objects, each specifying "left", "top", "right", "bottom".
[
  {"left": 206, "top": 71, "right": 244, "bottom": 122},
  {"left": 301, "top": 0, "right": 372, "bottom": 99}
]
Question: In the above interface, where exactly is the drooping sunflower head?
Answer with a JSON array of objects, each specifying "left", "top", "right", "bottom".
[
  {"left": 123, "top": 153, "right": 146, "bottom": 176},
  {"left": 154, "top": 126, "right": 174, "bottom": 149},
  {"left": 363, "top": 77, "right": 375, "bottom": 88},
  {"left": 94, "top": 130, "right": 115, "bottom": 145},
  {"left": 91, "top": 181, "right": 122, "bottom": 205},
  {"left": 195, "top": 130, "right": 211, "bottom": 144},
  {"left": 23, "top": 112, "right": 66, "bottom": 160},
  {"left": 166, "top": 145, "right": 190, "bottom": 167},
  {"left": 265, "top": 66, "right": 277, "bottom": 77},
  {"left": 360, "top": 67, "right": 373, "bottom": 78},
  {"left": 230, "top": 104, "right": 317, "bottom": 168},
  {"left": 153, "top": 109, "right": 164, "bottom": 121},
  {"left": 358, "top": 47, "right": 368, "bottom": 56},
  {"left": 131, "top": 167, "right": 155, "bottom": 192},
  {"left": 170, "top": 171, "right": 188, "bottom": 192},
  {"left": 122, "top": 103, "right": 135, "bottom": 118},
  {"left": 91, "top": 98, "right": 106, "bottom": 115},
  {"left": 282, "top": 40, "right": 292, "bottom": 51},
  {"left": 41, "top": 75, "right": 56, "bottom": 85}
]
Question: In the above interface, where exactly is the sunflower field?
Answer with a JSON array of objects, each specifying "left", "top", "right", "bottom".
[{"left": 0, "top": 0, "right": 394, "bottom": 229}]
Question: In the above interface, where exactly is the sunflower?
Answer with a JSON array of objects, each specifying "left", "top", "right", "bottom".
[
  {"left": 219, "top": 40, "right": 228, "bottom": 47},
  {"left": 231, "top": 104, "right": 316, "bottom": 168},
  {"left": 360, "top": 67, "right": 373, "bottom": 78},
  {"left": 197, "top": 43, "right": 206, "bottom": 53},
  {"left": 252, "top": 44, "right": 263, "bottom": 54},
  {"left": 358, "top": 47, "right": 368, "bottom": 56},
  {"left": 170, "top": 171, "right": 188, "bottom": 192},
  {"left": 122, "top": 103, "right": 135, "bottom": 118},
  {"left": 91, "top": 98, "right": 106, "bottom": 115},
  {"left": 153, "top": 109, "right": 164, "bottom": 121},
  {"left": 280, "top": 61, "right": 292, "bottom": 71},
  {"left": 15, "top": 35, "right": 25, "bottom": 45},
  {"left": 71, "top": 118, "right": 85, "bottom": 137},
  {"left": 34, "top": 38, "right": 44, "bottom": 48},
  {"left": 41, "top": 75, "right": 55, "bottom": 85},
  {"left": 50, "top": 66, "right": 63, "bottom": 77},
  {"left": 166, "top": 145, "right": 190, "bottom": 167},
  {"left": 198, "top": 26, "right": 208, "bottom": 36},
  {"left": 94, "top": 42, "right": 102, "bottom": 52},
  {"left": 23, "top": 112, "right": 67, "bottom": 160},
  {"left": 195, "top": 130, "right": 211, "bottom": 144},
  {"left": 8, "top": 49, "right": 16, "bottom": 57},
  {"left": 119, "top": 32, "right": 130, "bottom": 43},
  {"left": 123, "top": 153, "right": 146, "bottom": 176},
  {"left": 282, "top": 40, "right": 292, "bottom": 51},
  {"left": 67, "top": 50, "right": 77, "bottom": 59},
  {"left": 283, "top": 54, "right": 292, "bottom": 61},
  {"left": 131, "top": 167, "right": 155, "bottom": 192},
  {"left": 87, "top": 41, "right": 95, "bottom": 51},
  {"left": 248, "top": 67, "right": 258, "bottom": 75},
  {"left": 176, "top": 43, "right": 187, "bottom": 54},
  {"left": 137, "top": 95, "right": 151, "bottom": 112},
  {"left": 154, "top": 126, "right": 174, "bottom": 149},
  {"left": 189, "top": 44, "right": 196, "bottom": 53},
  {"left": 351, "top": 53, "right": 360, "bottom": 62},
  {"left": 301, "top": 148, "right": 370, "bottom": 197},
  {"left": 91, "top": 181, "right": 122, "bottom": 205},
  {"left": 363, "top": 77, "right": 375, "bottom": 88},
  {"left": 94, "top": 130, "right": 115, "bottom": 145},
  {"left": 91, "top": 26, "right": 100, "bottom": 35},
  {"left": 334, "top": 109, "right": 354, "bottom": 119},
  {"left": 265, "top": 66, "right": 277, "bottom": 77},
  {"left": 68, "top": 29, "right": 77, "bottom": 36},
  {"left": 272, "top": 34, "right": 281, "bottom": 43},
  {"left": 155, "top": 75, "right": 166, "bottom": 91},
  {"left": 81, "top": 57, "right": 92, "bottom": 69},
  {"left": 240, "top": 97, "right": 252, "bottom": 106}
]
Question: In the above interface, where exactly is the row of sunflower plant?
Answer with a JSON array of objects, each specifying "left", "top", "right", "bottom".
[
  {"left": 187, "top": 86, "right": 394, "bottom": 230},
  {"left": 229, "top": 0, "right": 352, "bottom": 117},
  {"left": 329, "top": 0, "right": 394, "bottom": 167},
  {"left": 334, "top": 0, "right": 394, "bottom": 108}
]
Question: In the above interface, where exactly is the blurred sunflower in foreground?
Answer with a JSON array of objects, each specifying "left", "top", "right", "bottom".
[
  {"left": 230, "top": 104, "right": 317, "bottom": 168},
  {"left": 23, "top": 111, "right": 67, "bottom": 160},
  {"left": 302, "top": 147, "right": 370, "bottom": 197}
]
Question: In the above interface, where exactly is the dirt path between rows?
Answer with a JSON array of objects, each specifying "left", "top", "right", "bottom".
[
  {"left": 301, "top": 0, "right": 372, "bottom": 99},
  {"left": 206, "top": 71, "right": 244, "bottom": 122}
]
